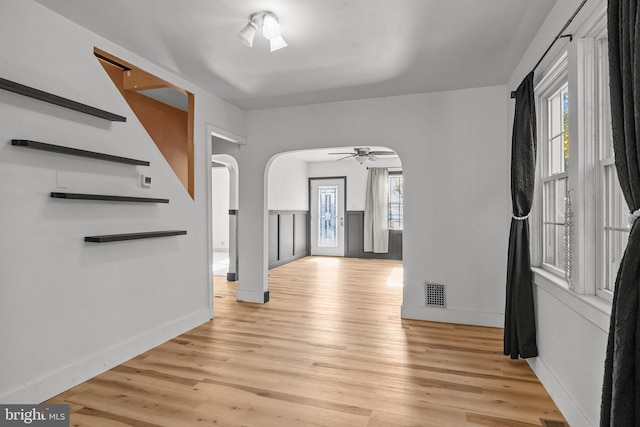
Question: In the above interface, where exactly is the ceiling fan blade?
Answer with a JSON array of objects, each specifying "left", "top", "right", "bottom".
[
  {"left": 369, "top": 151, "right": 396, "bottom": 156},
  {"left": 336, "top": 154, "right": 356, "bottom": 161},
  {"left": 329, "top": 152, "right": 355, "bottom": 155},
  {"left": 368, "top": 154, "right": 379, "bottom": 161}
]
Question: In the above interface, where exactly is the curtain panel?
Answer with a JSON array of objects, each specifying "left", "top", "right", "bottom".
[
  {"left": 601, "top": 1, "right": 640, "bottom": 424},
  {"left": 364, "top": 167, "right": 389, "bottom": 253},
  {"left": 504, "top": 72, "right": 539, "bottom": 360}
]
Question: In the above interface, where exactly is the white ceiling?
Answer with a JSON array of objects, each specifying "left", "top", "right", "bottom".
[{"left": 34, "top": 0, "right": 555, "bottom": 110}]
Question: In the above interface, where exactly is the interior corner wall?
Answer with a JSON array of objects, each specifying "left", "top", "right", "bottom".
[
  {"left": 0, "top": 0, "right": 245, "bottom": 403},
  {"left": 213, "top": 85, "right": 511, "bottom": 321},
  {"left": 507, "top": 0, "right": 607, "bottom": 425}
]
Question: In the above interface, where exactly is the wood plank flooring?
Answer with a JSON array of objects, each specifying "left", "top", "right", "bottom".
[{"left": 45, "top": 256, "right": 567, "bottom": 426}]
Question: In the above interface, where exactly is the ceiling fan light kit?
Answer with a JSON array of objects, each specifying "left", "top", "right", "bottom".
[{"left": 238, "top": 11, "right": 287, "bottom": 52}]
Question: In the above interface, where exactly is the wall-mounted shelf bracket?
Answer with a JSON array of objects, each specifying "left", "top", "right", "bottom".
[{"left": 85, "top": 230, "right": 187, "bottom": 243}]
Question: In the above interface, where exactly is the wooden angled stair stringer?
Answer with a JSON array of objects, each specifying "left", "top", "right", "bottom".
[{"left": 94, "top": 47, "right": 195, "bottom": 199}]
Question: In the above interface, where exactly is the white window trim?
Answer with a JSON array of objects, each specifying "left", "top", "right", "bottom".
[
  {"left": 567, "top": 36, "right": 598, "bottom": 296},
  {"left": 594, "top": 25, "right": 617, "bottom": 303},
  {"left": 532, "top": 267, "right": 610, "bottom": 332},
  {"left": 533, "top": 53, "right": 569, "bottom": 280}
]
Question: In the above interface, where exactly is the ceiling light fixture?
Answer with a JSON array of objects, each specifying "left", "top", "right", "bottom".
[
  {"left": 237, "top": 21, "right": 257, "bottom": 47},
  {"left": 237, "top": 11, "right": 288, "bottom": 52}
]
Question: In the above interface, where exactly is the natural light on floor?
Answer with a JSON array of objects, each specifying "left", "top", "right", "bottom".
[
  {"left": 310, "top": 256, "right": 341, "bottom": 266},
  {"left": 212, "top": 251, "right": 229, "bottom": 276},
  {"left": 387, "top": 267, "right": 403, "bottom": 287}
]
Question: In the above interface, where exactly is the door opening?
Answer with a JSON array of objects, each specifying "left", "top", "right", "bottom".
[
  {"left": 211, "top": 153, "right": 239, "bottom": 282},
  {"left": 310, "top": 177, "right": 346, "bottom": 256}
]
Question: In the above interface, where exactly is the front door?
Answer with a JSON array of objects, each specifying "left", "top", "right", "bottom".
[{"left": 310, "top": 178, "right": 345, "bottom": 256}]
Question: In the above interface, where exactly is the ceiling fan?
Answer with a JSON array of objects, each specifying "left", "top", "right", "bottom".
[{"left": 328, "top": 147, "right": 396, "bottom": 164}]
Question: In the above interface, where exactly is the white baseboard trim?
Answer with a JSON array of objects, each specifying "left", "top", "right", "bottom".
[
  {"left": 401, "top": 304, "right": 504, "bottom": 328},
  {"left": 527, "top": 357, "right": 592, "bottom": 426},
  {"left": 0, "top": 308, "right": 211, "bottom": 404}
]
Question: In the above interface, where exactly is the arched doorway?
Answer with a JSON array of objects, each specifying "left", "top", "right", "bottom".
[{"left": 265, "top": 146, "right": 404, "bottom": 290}]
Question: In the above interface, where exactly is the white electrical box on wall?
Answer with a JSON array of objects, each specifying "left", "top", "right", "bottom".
[{"left": 139, "top": 173, "right": 152, "bottom": 188}]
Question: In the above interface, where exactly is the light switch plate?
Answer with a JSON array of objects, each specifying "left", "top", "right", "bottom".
[{"left": 139, "top": 173, "right": 152, "bottom": 188}]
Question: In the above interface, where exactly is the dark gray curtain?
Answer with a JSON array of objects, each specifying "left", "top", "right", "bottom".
[
  {"left": 601, "top": 1, "right": 640, "bottom": 424},
  {"left": 504, "top": 71, "right": 538, "bottom": 360}
]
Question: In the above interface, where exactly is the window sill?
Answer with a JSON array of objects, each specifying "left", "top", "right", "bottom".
[{"left": 531, "top": 267, "right": 611, "bottom": 332}]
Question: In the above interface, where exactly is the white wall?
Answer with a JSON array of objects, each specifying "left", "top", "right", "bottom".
[
  {"left": 507, "top": 0, "right": 608, "bottom": 425},
  {"left": 214, "top": 86, "right": 511, "bottom": 326},
  {"left": 308, "top": 157, "right": 402, "bottom": 211},
  {"left": 0, "top": 0, "right": 245, "bottom": 403},
  {"left": 528, "top": 273, "right": 608, "bottom": 426},
  {"left": 267, "top": 155, "right": 308, "bottom": 211},
  {"left": 212, "top": 167, "right": 230, "bottom": 251}
]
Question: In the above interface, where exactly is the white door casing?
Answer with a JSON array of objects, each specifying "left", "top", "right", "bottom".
[{"left": 310, "top": 178, "right": 345, "bottom": 256}]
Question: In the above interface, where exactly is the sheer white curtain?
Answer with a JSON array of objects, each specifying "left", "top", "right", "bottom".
[{"left": 364, "top": 167, "right": 389, "bottom": 253}]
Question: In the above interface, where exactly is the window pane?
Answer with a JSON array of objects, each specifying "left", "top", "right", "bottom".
[
  {"left": 547, "top": 86, "right": 569, "bottom": 176},
  {"left": 605, "top": 165, "right": 627, "bottom": 227},
  {"left": 550, "top": 94, "right": 562, "bottom": 136},
  {"left": 544, "top": 180, "right": 556, "bottom": 228},
  {"left": 598, "top": 38, "right": 614, "bottom": 160},
  {"left": 550, "top": 136, "right": 565, "bottom": 175},
  {"left": 605, "top": 230, "right": 627, "bottom": 292},
  {"left": 389, "top": 203, "right": 402, "bottom": 230},
  {"left": 554, "top": 178, "right": 567, "bottom": 224},
  {"left": 543, "top": 177, "right": 567, "bottom": 271},
  {"left": 318, "top": 185, "right": 338, "bottom": 247},
  {"left": 388, "top": 175, "right": 403, "bottom": 230},
  {"left": 543, "top": 223, "right": 556, "bottom": 265},
  {"left": 603, "top": 164, "right": 629, "bottom": 291}
]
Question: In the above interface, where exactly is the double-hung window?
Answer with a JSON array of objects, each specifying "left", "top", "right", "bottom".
[
  {"left": 596, "top": 35, "right": 628, "bottom": 298},
  {"left": 533, "top": 7, "right": 626, "bottom": 304},
  {"left": 539, "top": 64, "right": 569, "bottom": 276}
]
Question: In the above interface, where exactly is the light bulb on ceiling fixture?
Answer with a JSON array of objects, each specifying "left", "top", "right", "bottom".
[
  {"left": 262, "top": 13, "right": 281, "bottom": 40},
  {"left": 270, "top": 35, "right": 288, "bottom": 52},
  {"left": 356, "top": 156, "right": 368, "bottom": 164},
  {"left": 237, "top": 11, "right": 287, "bottom": 52},
  {"left": 237, "top": 21, "right": 257, "bottom": 47}
]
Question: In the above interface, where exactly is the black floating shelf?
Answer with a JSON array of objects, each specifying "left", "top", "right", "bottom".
[
  {"left": 12, "top": 140, "right": 149, "bottom": 166},
  {"left": 85, "top": 230, "right": 187, "bottom": 243},
  {"left": 0, "top": 77, "right": 126, "bottom": 122},
  {"left": 51, "top": 192, "right": 169, "bottom": 203}
]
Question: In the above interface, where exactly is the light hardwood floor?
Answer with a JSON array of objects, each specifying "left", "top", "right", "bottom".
[{"left": 46, "top": 256, "right": 566, "bottom": 426}]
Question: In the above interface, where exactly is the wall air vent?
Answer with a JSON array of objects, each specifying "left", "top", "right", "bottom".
[{"left": 424, "top": 281, "right": 446, "bottom": 308}]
